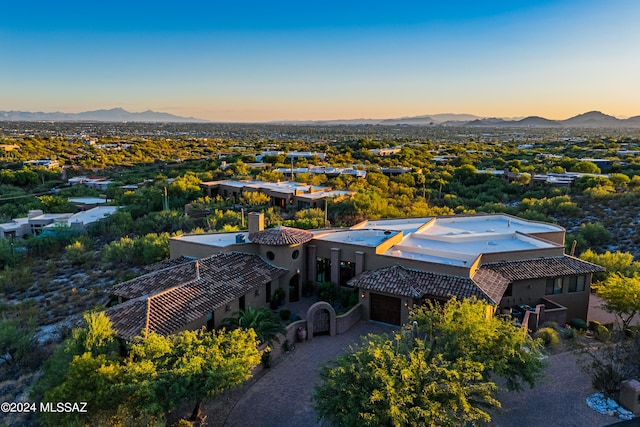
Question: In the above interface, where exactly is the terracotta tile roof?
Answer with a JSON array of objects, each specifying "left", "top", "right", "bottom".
[
  {"left": 479, "top": 256, "right": 605, "bottom": 282},
  {"left": 105, "top": 252, "right": 287, "bottom": 339},
  {"left": 471, "top": 268, "right": 511, "bottom": 304},
  {"left": 143, "top": 255, "right": 195, "bottom": 272},
  {"left": 110, "top": 261, "right": 199, "bottom": 300},
  {"left": 249, "top": 226, "right": 313, "bottom": 246},
  {"left": 347, "top": 264, "right": 498, "bottom": 303}
]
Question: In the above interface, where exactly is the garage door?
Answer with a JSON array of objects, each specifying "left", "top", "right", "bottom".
[{"left": 370, "top": 293, "right": 401, "bottom": 326}]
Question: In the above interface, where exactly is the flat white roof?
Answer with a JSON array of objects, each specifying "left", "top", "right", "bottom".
[
  {"left": 68, "top": 197, "right": 108, "bottom": 205},
  {"left": 176, "top": 232, "right": 250, "bottom": 247},
  {"left": 312, "top": 229, "right": 400, "bottom": 247},
  {"left": 351, "top": 217, "right": 432, "bottom": 234},
  {"left": 418, "top": 215, "right": 562, "bottom": 237},
  {"left": 394, "top": 233, "right": 556, "bottom": 258},
  {"left": 67, "top": 206, "right": 119, "bottom": 226},
  {"left": 297, "top": 190, "right": 350, "bottom": 200}
]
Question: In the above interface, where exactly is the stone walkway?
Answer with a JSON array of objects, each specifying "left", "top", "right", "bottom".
[{"left": 224, "top": 321, "right": 396, "bottom": 427}]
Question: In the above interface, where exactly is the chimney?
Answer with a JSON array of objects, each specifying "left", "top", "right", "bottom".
[{"left": 248, "top": 212, "right": 264, "bottom": 234}]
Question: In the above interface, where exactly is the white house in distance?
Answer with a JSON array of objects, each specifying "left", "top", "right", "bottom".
[{"left": 0, "top": 206, "right": 119, "bottom": 239}]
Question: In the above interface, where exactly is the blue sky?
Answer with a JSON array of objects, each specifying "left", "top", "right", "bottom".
[{"left": 1, "top": 1, "right": 639, "bottom": 122}]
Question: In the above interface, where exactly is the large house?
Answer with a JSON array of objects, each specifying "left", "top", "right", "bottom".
[
  {"left": 105, "top": 213, "right": 604, "bottom": 339},
  {"left": 200, "top": 179, "right": 350, "bottom": 210}
]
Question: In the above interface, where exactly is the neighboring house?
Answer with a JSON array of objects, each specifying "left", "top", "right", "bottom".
[
  {"left": 105, "top": 213, "right": 604, "bottom": 339},
  {"left": 200, "top": 179, "right": 351, "bottom": 209},
  {"left": 0, "top": 206, "right": 119, "bottom": 239},
  {"left": 23, "top": 159, "right": 60, "bottom": 169},
  {"left": 68, "top": 197, "right": 109, "bottom": 210},
  {"left": 368, "top": 147, "right": 402, "bottom": 156},
  {"left": 67, "top": 176, "right": 115, "bottom": 191},
  {"left": 276, "top": 166, "right": 367, "bottom": 178}
]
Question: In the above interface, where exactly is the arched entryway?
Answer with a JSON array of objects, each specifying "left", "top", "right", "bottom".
[
  {"left": 289, "top": 274, "right": 300, "bottom": 302},
  {"left": 306, "top": 302, "right": 336, "bottom": 340}
]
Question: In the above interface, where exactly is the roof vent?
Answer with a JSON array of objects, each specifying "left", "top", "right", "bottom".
[
  {"left": 235, "top": 234, "right": 246, "bottom": 244},
  {"left": 488, "top": 241, "right": 498, "bottom": 246}
]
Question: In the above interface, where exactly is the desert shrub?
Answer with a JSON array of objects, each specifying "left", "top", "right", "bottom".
[
  {"left": 102, "top": 232, "right": 170, "bottom": 266},
  {"left": 0, "top": 265, "right": 32, "bottom": 293},
  {"left": 65, "top": 239, "right": 92, "bottom": 265},
  {"left": 569, "top": 318, "right": 588, "bottom": 331},
  {"left": 594, "top": 324, "right": 611, "bottom": 342},
  {"left": 540, "top": 321, "right": 561, "bottom": 332},
  {"left": 0, "top": 238, "right": 22, "bottom": 268},
  {"left": 534, "top": 327, "right": 560, "bottom": 349}
]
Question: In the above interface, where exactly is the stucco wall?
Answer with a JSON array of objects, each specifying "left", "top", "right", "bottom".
[
  {"left": 499, "top": 276, "right": 592, "bottom": 322},
  {"left": 336, "top": 303, "right": 362, "bottom": 334}
]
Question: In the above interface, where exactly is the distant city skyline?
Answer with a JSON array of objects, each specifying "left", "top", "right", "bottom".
[{"left": 1, "top": 1, "right": 639, "bottom": 123}]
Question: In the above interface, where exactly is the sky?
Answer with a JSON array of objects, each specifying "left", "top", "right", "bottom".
[{"left": 1, "top": 1, "right": 639, "bottom": 122}]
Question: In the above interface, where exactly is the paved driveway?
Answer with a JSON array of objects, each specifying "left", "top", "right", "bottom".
[
  {"left": 225, "top": 321, "right": 395, "bottom": 427},
  {"left": 224, "top": 320, "right": 625, "bottom": 427},
  {"left": 489, "top": 351, "right": 618, "bottom": 427}
]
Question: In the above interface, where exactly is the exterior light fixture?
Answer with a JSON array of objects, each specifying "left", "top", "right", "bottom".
[
  {"left": 255, "top": 289, "right": 261, "bottom": 296},
  {"left": 225, "top": 304, "right": 231, "bottom": 312},
  {"left": 361, "top": 291, "right": 366, "bottom": 299},
  {"left": 404, "top": 300, "right": 409, "bottom": 307}
]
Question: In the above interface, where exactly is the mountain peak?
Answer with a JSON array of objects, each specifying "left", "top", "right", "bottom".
[{"left": 0, "top": 108, "right": 207, "bottom": 123}]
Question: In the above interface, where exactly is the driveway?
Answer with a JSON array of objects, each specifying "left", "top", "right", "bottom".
[
  {"left": 224, "top": 319, "right": 625, "bottom": 427},
  {"left": 224, "top": 321, "right": 395, "bottom": 427}
]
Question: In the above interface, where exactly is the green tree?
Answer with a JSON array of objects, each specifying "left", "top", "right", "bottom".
[
  {"left": 157, "top": 328, "right": 261, "bottom": 420},
  {"left": 592, "top": 273, "right": 640, "bottom": 329},
  {"left": 313, "top": 298, "right": 543, "bottom": 426},
  {"left": 35, "top": 314, "right": 261, "bottom": 425},
  {"left": 579, "top": 249, "right": 640, "bottom": 282},
  {"left": 240, "top": 191, "right": 271, "bottom": 206},
  {"left": 314, "top": 334, "right": 499, "bottom": 427},
  {"left": 410, "top": 298, "right": 543, "bottom": 391},
  {"left": 572, "top": 161, "right": 601, "bottom": 174}
]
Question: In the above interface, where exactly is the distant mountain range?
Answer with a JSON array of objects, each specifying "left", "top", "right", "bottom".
[
  {"left": 0, "top": 108, "right": 206, "bottom": 123},
  {"left": 275, "top": 111, "right": 640, "bottom": 128},
  {"left": 1, "top": 108, "right": 640, "bottom": 128}
]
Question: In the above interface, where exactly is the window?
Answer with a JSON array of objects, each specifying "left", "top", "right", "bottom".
[
  {"left": 292, "top": 249, "right": 300, "bottom": 260},
  {"left": 339, "top": 261, "right": 356, "bottom": 286},
  {"left": 568, "top": 276, "right": 586, "bottom": 293},
  {"left": 316, "top": 257, "right": 331, "bottom": 282},
  {"left": 545, "top": 278, "right": 563, "bottom": 295},
  {"left": 266, "top": 251, "right": 275, "bottom": 261}
]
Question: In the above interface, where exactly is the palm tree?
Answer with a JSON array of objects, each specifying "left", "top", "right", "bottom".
[{"left": 223, "top": 306, "right": 285, "bottom": 345}]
